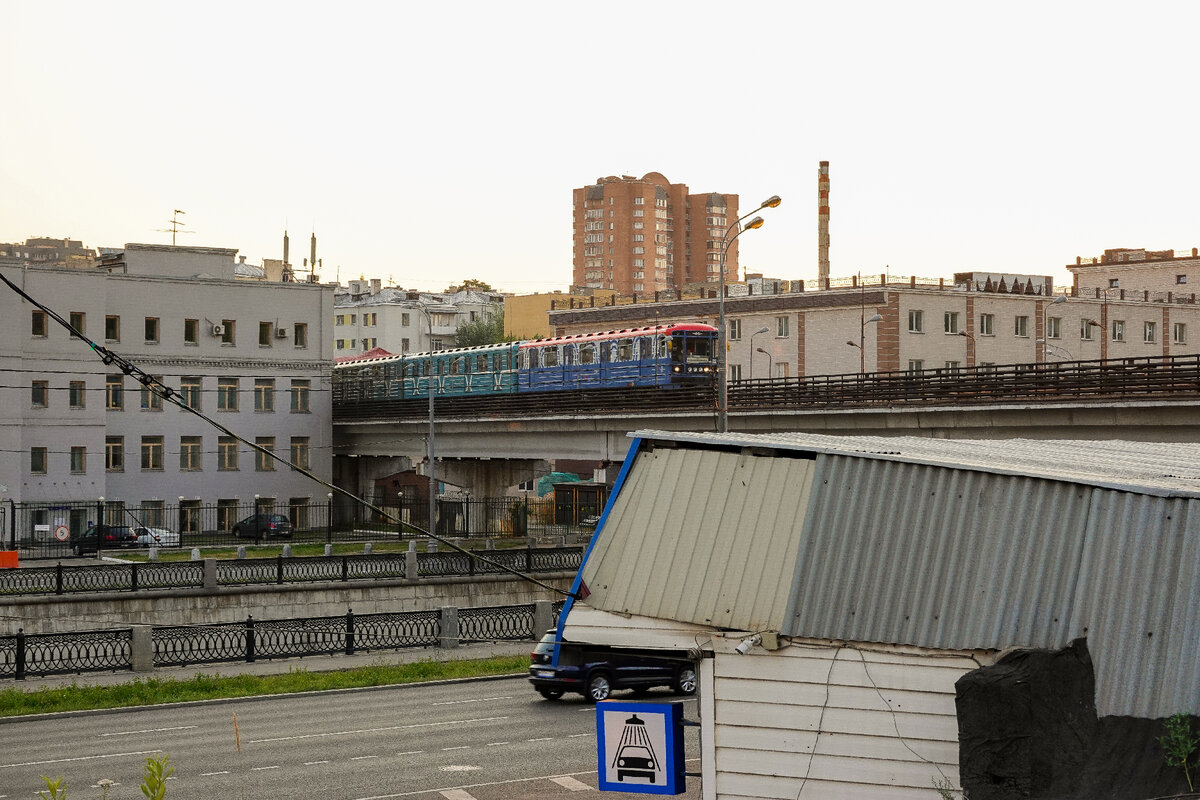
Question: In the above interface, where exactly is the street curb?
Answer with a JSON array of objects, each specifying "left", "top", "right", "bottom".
[{"left": 0, "top": 671, "right": 530, "bottom": 725}]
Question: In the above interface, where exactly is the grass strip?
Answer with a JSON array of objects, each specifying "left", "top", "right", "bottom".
[{"left": 0, "top": 654, "right": 528, "bottom": 718}]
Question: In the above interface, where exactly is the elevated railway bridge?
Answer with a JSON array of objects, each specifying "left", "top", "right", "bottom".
[{"left": 333, "top": 353, "right": 1200, "bottom": 496}]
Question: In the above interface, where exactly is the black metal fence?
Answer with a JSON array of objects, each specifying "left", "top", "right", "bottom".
[
  {"left": 0, "top": 546, "right": 584, "bottom": 597},
  {"left": 0, "top": 602, "right": 564, "bottom": 679},
  {"left": 3, "top": 496, "right": 593, "bottom": 559}
]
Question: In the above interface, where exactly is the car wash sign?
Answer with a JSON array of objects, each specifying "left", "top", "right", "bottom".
[{"left": 596, "top": 701, "right": 685, "bottom": 794}]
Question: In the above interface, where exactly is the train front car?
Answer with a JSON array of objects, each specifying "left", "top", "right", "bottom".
[
  {"left": 517, "top": 323, "right": 717, "bottom": 392},
  {"left": 662, "top": 323, "right": 717, "bottom": 384}
]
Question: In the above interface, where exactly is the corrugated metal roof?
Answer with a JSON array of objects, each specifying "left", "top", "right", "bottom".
[
  {"left": 629, "top": 430, "right": 1200, "bottom": 498},
  {"left": 581, "top": 431, "right": 1200, "bottom": 717},
  {"left": 580, "top": 445, "right": 814, "bottom": 633}
]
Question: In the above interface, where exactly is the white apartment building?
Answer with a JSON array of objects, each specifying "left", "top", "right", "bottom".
[
  {"left": 332, "top": 279, "right": 504, "bottom": 355},
  {"left": 0, "top": 244, "right": 335, "bottom": 535}
]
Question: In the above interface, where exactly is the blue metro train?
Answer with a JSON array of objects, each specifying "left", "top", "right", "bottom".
[{"left": 333, "top": 323, "right": 718, "bottom": 402}]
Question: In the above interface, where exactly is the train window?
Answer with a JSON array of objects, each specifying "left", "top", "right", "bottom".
[
  {"left": 402, "top": 363, "right": 414, "bottom": 379},
  {"left": 500, "top": 352, "right": 510, "bottom": 371},
  {"left": 476, "top": 354, "right": 488, "bottom": 372},
  {"left": 617, "top": 339, "right": 633, "bottom": 361},
  {"left": 450, "top": 357, "right": 463, "bottom": 375},
  {"left": 542, "top": 347, "right": 559, "bottom": 367},
  {"left": 580, "top": 344, "right": 596, "bottom": 365},
  {"left": 520, "top": 350, "right": 531, "bottom": 370},
  {"left": 563, "top": 345, "right": 576, "bottom": 365}
]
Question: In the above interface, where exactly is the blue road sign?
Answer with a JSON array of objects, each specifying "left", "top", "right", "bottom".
[{"left": 597, "top": 701, "right": 685, "bottom": 794}]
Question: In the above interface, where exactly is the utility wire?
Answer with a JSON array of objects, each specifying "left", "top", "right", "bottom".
[{"left": 0, "top": 272, "right": 576, "bottom": 599}]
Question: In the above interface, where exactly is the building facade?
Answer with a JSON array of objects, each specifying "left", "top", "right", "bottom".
[
  {"left": 1068, "top": 246, "right": 1200, "bottom": 296},
  {"left": 332, "top": 280, "right": 504, "bottom": 355},
  {"left": 0, "top": 243, "right": 335, "bottom": 534},
  {"left": 572, "top": 173, "right": 740, "bottom": 296},
  {"left": 547, "top": 272, "right": 1200, "bottom": 379}
]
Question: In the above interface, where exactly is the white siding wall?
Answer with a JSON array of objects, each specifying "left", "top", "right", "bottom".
[{"left": 709, "top": 642, "right": 981, "bottom": 800}]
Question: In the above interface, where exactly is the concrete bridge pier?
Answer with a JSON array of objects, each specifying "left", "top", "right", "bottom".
[{"left": 431, "top": 458, "right": 551, "bottom": 498}]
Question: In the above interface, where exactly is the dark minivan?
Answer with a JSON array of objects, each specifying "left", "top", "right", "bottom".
[
  {"left": 70, "top": 525, "right": 138, "bottom": 555},
  {"left": 529, "top": 631, "right": 696, "bottom": 702}
]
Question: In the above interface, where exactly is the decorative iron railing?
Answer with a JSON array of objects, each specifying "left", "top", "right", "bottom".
[
  {"left": 0, "top": 629, "right": 132, "bottom": 679},
  {"left": 460, "top": 604, "right": 535, "bottom": 643}
]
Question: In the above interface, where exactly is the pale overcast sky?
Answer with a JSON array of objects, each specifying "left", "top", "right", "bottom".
[{"left": 3, "top": 1, "right": 1197, "bottom": 294}]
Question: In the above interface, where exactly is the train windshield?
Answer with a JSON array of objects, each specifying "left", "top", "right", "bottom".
[{"left": 671, "top": 332, "right": 712, "bottom": 363}]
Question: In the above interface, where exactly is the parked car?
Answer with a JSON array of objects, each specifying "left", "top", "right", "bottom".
[
  {"left": 529, "top": 631, "right": 696, "bottom": 702},
  {"left": 70, "top": 525, "right": 139, "bottom": 555},
  {"left": 231, "top": 513, "right": 294, "bottom": 539},
  {"left": 133, "top": 526, "right": 180, "bottom": 548}
]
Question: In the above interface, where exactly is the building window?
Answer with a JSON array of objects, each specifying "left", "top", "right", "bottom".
[
  {"left": 69, "top": 380, "right": 86, "bottom": 409},
  {"left": 141, "top": 376, "right": 164, "bottom": 411},
  {"left": 1144, "top": 321, "right": 1157, "bottom": 344},
  {"left": 1047, "top": 317, "right": 1062, "bottom": 340},
  {"left": 1177, "top": 274, "right": 1188, "bottom": 285},
  {"left": 729, "top": 319, "right": 742, "bottom": 340},
  {"left": 218, "top": 499, "right": 239, "bottom": 530},
  {"left": 1173, "top": 322, "right": 1187, "bottom": 344},
  {"left": 908, "top": 310, "right": 923, "bottom": 333},
  {"left": 291, "top": 380, "right": 311, "bottom": 413},
  {"left": 401, "top": 313, "right": 410, "bottom": 326},
  {"left": 1112, "top": 320, "right": 1125, "bottom": 342},
  {"left": 180, "top": 376, "right": 202, "bottom": 410},
  {"left": 31, "top": 310, "right": 47, "bottom": 337},
  {"left": 1014, "top": 316, "right": 1029, "bottom": 338},
  {"left": 290, "top": 436, "right": 311, "bottom": 470},
  {"left": 255, "top": 437, "right": 276, "bottom": 471},
  {"left": 944, "top": 361, "right": 962, "bottom": 375},
  {"left": 220, "top": 319, "right": 235, "bottom": 345},
  {"left": 1108, "top": 278, "right": 1120, "bottom": 288},
  {"left": 179, "top": 436, "right": 202, "bottom": 471},
  {"left": 184, "top": 318, "right": 199, "bottom": 344},
  {"left": 979, "top": 313, "right": 994, "bottom": 336},
  {"left": 145, "top": 317, "right": 159, "bottom": 343},
  {"left": 70, "top": 311, "right": 85, "bottom": 333},
  {"left": 776, "top": 362, "right": 790, "bottom": 378},
  {"left": 106, "top": 375, "right": 124, "bottom": 410},
  {"left": 30, "top": 447, "right": 47, "bottom": 474},
  {"left": 105, "top": 436, "right": 123, "bottom": 472},
  {"left": 105, "top": 315, "right": 120, "bottom": 341},
  {"left": 218, "top": 436, "right": 238, "bottom": 471},
  {"left": 294, "top": 323, "right": 308, "bottom": 348},
  {"left": 70, "top": 446, "right": 86, "bottom": 474},
  {"left": 728, "top": 364, "right": 742, "bottom": 381},
  {"left": 259, "top": 321, "right": 273, "bottom": 346},
  {"left": 776, "top": 316, "right": 789, "bottom": 337},
  {"left": 907, "top": 359, "right": 924, "bottom": 374},
  {"left": 254, "top": 379, "right": 275, "bottom": 412},
  {"left": 141, "top": 436, "right": 164, "bottom": 471},
  {"left": 141, "top": 500, "right": 164, "bottom": 528},
  {"left": 944, "top": 312, "right": 959, "bottom": 334},
  {"left": 31, "top": 380, "right": 48, "bottom": 408},
  {"left": 1081, "top": 319, "right": 1095, "bottom": 340},
  {"left": 336, "top": 339, "right": 345, "bottom": 350},
  {"left": 218, "top": 377, "right": 238, "bottom": 411}
]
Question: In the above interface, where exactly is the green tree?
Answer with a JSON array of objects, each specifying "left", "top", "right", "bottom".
[
  {"left": 446, "top": 278, "right": 494, "bottom": 293},
  {"left": 454, "top": 309, "right": 509, "bottom": 347}
]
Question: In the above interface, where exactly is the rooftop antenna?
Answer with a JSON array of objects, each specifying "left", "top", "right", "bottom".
[{"left": 157, "top": 209, "right": 194, "bottom": 246}]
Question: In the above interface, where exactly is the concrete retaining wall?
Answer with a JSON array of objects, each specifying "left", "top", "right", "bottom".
[{"left": 3, "top": 572, "right": 575, "bottom": 634}]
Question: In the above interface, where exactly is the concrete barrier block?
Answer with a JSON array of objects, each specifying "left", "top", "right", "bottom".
[
  {"left": 439, "top": 606, "right": 459, "bottom": 648},
  {"left": 203, "top": 558, "right": 217, "bottom": 590},
  {"left": 131, "top": 625, "right": 154, "bottom": 672}
]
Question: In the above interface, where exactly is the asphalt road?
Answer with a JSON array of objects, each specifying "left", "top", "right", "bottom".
[{"left": 0, "top": 675, "right": 703, "bottom": 799}]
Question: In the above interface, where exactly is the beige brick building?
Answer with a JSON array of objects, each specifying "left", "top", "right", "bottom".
[
  {"left": 1069, "top": 246, "right": 1200, "bottom": 297},
  {"left": 572, "top": 172, "right": 739, "bottom": 296}
]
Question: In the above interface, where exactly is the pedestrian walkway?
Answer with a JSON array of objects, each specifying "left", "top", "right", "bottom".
[{"left": 9, "top": 640, "right": 534, "bottom": 693}]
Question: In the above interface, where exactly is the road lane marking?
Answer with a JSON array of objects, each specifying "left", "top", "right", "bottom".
[
  {"left": 396, "top": 751, "right": 424, "bottom": 756},
  {"left": 101, "top": 726, "right": 197, "bottom": 737},
  {"left": 441, "top": 746, "right": 470, "bottom": 751},
  {"left": 551, "top": 776, "right": 593, "bottom": 791},
  {"left": 431, "top": 696, "right": 512, "bottom": 706},
  {"left": 484, "top": 742, "right": 509, "bottom": 746},
  {"left": 250, "top": 765, "right": 280, "bottom": 771},
  {"left": 1, "top": 750, "right": 162, "bottom": 769},
  {"left": 304, "top": 761, "right": 330, "bottom": 766},
  {"left": 439, "top": 791, "right": 477, "bottom": 800},
  {"left": 200, "top": 772, "right": 229, "bottom": 777},
  {"left": 568, "top": 733, "right": 591, "bottom": 738},
  {"left": 250, "top": 716, "right": 507, "bottom": 743},
  {"left": 351, "top": 756, "right": 379, "bottom": 761},
  {"left": 352, "top": 759, "right": 703, "bottom": 800},
  {"left": 527, "top": 737, "right": 553, "bottom": 742},
  {"left": 441, "top": 766, "right": 480, "bottom": 772}
]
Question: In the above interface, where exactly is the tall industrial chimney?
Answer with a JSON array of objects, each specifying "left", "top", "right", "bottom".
[{"left": 817, "top": 161, "right": 830, "bottom": 289}]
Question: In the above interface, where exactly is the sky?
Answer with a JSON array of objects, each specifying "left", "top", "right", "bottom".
[{"left": 3, "top": 1, "right": 1198, "bottom": 295}]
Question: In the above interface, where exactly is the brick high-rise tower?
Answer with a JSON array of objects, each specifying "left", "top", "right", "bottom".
[{"left": 572, "top": 172, "right": 740, "bottom": 295}]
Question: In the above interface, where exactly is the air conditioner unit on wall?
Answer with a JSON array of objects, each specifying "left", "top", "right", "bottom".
[
  {"left": 211, "top": 324, "right": 225, "bottom": 336},
  {"left": 276, "top": 327, "right": 289, "bottom": 339}
]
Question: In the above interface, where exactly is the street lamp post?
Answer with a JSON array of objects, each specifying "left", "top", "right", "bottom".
[
  {"left": 755, "top": 347, "right": 773, "bottom": 378},
  {"left": 1040, "top": 294, "right": 1067, "bottom": 363},
  {"left": 748, "top": 326, "right": 770, "bottom": 381},
  {"left": 848, "top": 313, "right": 883, "bottom": 374},
  {"left": 717, "top": 195, "right": 781, "bottom": 433},
  {"left": 418, "top": 308, "right": 436, "bottom": 539}
]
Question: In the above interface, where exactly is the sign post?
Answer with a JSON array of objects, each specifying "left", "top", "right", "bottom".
[{"left": 596, "top": 701, "right": 685, "bottom": 794}]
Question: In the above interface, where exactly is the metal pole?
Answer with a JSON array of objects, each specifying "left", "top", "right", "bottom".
[{"left": 426, "top": 309, "right": 436, "bottom": 539}]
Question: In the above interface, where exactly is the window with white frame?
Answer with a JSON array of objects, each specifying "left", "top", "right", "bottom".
[
  {"left": 1047, "top": 317, "right": 1061, "bottom": 339},
  {"left": 1173, "top": 322, "right": 1187, "bottom": 344},
  {"left": 1112, "top": 320, "right": 1125, "bottom": 342},
  {"left": 776, "top": 316, "right": 789, "bottom": 337},
  {"left": 1144, "top": 321, "right": 1157, "bottom": 343},
  {"left": 944, "top": 312, "right": 959, "bottom": 334},
  {"left": 728, "top": 364, "right": 742, "bottom": 381},
  {"left": 1014, "top": 316, "right": 1029, "bottom": 337},
  {"left": 729, "top": 319, "right": 742, "bottom": 340},
  {"left": 979, "top": 313, "right": 994, "bottom": 336},
  {"left": 908, "top": 310, "right": 923, "bottom": 333},
  {"left": 907, "top": 359, "right": 924, "bottom": 374},
  {"left": 1081, "top": 319, "right": 1095, "bottom": 340}
]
